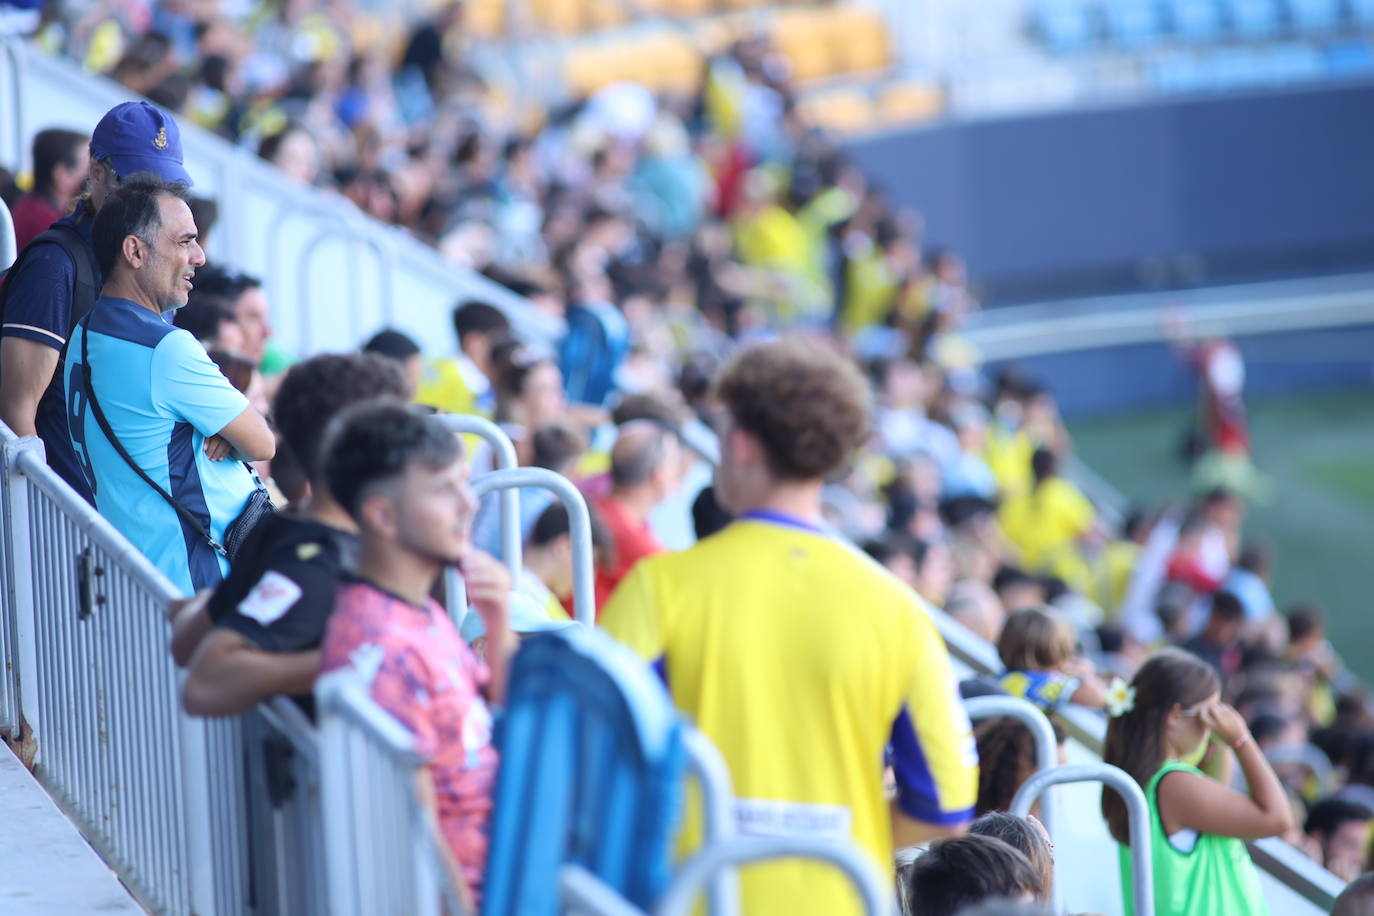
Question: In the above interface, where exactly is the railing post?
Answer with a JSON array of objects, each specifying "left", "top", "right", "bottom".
[
  {"left": 683, "top": 727, "right": 739, "bottom": 916},
  {"left": 963, "top": 693, "right": 1061, "bottom": 911},
  {"left": 1010, "top": 763, "right": 1154, "bottom": 916},
  {"left": 3, "top": 436, "right": 43, "bottom": 748},
  {"left": 470, "top": 467, "right": 596, "bottom": 626}
]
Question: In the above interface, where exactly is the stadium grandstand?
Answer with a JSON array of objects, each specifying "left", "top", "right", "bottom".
[{"left": 0, "top": 0, "right": 1371, "bottom": 913}]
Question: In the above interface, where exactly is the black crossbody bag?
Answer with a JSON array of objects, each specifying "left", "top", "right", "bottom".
[{"left": 78, "top": 319, "right": 274, "bottom": 561}]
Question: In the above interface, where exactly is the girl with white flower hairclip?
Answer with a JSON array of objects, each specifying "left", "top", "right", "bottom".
[{"left": 1101, "top": 648, "right": 1292, "bottom": 916}]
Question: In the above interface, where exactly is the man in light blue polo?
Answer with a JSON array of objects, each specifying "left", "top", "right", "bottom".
[{"left": 65, "top": 174, "right": 275, "bottom": 594}]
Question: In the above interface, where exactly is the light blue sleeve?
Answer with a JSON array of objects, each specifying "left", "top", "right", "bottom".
[{"left": 149, "top": 329, "right": 250, "bottom": 435}]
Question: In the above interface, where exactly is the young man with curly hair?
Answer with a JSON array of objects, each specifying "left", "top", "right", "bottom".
[
  {"left": 601, "top": 337, "right": 978, "bottom": 916},
  {"left": 171, "top": 352, "right": 412, "bottom": 716}
]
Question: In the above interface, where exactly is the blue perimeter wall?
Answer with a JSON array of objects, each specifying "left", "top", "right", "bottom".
[{"left": 845, "top": 81, "right": 1374, "bottom": 306}]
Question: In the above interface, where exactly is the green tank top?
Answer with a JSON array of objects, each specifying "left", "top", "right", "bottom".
[{"left": 1118, "top": 761, "right": 1268, "bottom": 916}]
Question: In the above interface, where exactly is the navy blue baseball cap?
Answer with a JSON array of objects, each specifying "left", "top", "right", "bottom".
[{"left": 90, "top": 101, "right": 193, "bottom": 187}]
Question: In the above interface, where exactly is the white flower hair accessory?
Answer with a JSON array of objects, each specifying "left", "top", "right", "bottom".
[{"left": 1105, "top": 677, "right": 1136, "bottom": 718}]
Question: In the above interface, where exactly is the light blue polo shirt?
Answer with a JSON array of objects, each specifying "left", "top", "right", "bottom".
[{"left": 65, "top": 296, "right": 255, "bottom": 595}]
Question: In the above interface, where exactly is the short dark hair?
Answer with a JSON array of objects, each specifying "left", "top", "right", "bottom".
[
  {"left": 904, "top": 834, "right": 1043, "bottom": 916},
  {"left": 91, "top": 172, "right": 191, "bottom": 276},
  {"left": 970, "top": 813, "right": 1053, "bottom": 902},
  {"left": 1333, "top": 873, "right": 1374, "bottom": 916},
  {"left": 188, "top": 263, "right": 260, "bottom": 303},
  {"left": 362, "top": 329, "right": 421, "bottom": 362},
  {"left": 322, "top": 401, "right": 460, "bottom": 521},
  {"left": 1209, "top": 590, "right": 1245, "bottom": 623},
  {"left": 528, "top": 501, "right": 611, "bottom": 555},
  {"left": 1288, "top": 603, "right": 1325, "bottom": 643},
  {"left": 31, "top": 129, "right": 87, "bottom": 196},
  {"left": 452, "top": 300, "right": 509, "bottom": 344},
  {"left": 274, "top": 353, "right": 413, "bottom": 482},
  {"left": 1306, "top": 798, "right": 1372, "bottom": 840},
  {"left": 713, "top": 337, "right": 871, "bottom": 481},
  {"left": 173, "top": 294, "right": 236, "bottom": 344},
  {"left": 531, "top": 422, "right": 585, "bottom": 472}
]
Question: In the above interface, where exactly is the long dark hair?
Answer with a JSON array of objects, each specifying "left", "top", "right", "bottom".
[{"left": 1102, "top": 648, "right": 1219, "bottom": 844}]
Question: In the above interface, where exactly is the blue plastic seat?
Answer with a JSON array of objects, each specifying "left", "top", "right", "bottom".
[
  {"left": 1285, "top": 0, "right": 1341, "bottom": 32},
  {"left": 1165, "top": 0, "right": 1225, "bottom": 42},
  {"left": 481, "top": 627, "right": 686, "bottom": 916},
  {"left": 1151, "top": 53, "right": 1212, "bottom": 92},
  {"left": 1352, "top": 0, "right": 1374, "bottom": 27},
  {"left": 1034, "top": 0, "right": 1098, "bottom": 53},
  {"left": 1103, "top": 0, "right": 1168, "bottom": 47},
  {"left": 1325, "top": 39, "right": 1374, "bottom": 75},
  {"left": 1224, "top": 0, "right": 1282, "bottom": 38},
  {"left": 1265, "top": 43, "right": 1326, "bottom": 81}
]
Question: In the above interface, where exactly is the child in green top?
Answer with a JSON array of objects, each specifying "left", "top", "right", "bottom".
[{"left": 1102, "top": 648, "right": 1294, "bottom": 916}]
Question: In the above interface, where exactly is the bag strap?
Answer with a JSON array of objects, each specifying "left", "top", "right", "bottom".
[
  {"left": 0, "top": 220, "right": 101, "bottom": 336},
  {"left": 78, "top": 317, "right": 228, "bottom": 557},
  {"left": 40, "top": 222, "right": 101, "bottom": 335}
]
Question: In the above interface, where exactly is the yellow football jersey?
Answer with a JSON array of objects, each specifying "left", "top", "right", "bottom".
[{"left": 602, "top": 514, "right": 978, "bottom": 915}]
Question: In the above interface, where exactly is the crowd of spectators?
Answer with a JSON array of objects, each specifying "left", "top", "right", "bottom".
[{"left": 6, "top": 2, "right": 1374, "bottom": 914}]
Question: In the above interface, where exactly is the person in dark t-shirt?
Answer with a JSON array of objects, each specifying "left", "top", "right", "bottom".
[{"left": 172, "top": 352, "right": 412, "bottom": 716}]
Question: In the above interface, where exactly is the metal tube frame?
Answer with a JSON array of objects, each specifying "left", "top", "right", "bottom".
[
  {"left": 470, "top": 467, "right": 596, "bottom": 626},
  {"left": 1011, "top": 763, "right": 1155, "bottom": 916},
  {"left": 296, "top": 223, "right": 394, "bottom": 353},
  {"left": 440, "top": 415, "right": 522, "bottom": 574},
  {"left": 682, "top": 726, "right": 738, "bottom": 916},
  {"left": 0, "top": 195, "right": 15, "bottom": 272},
  {"left": 655, "top": 835, "right": 894, "bottom": 916},
  {"left": 1, "top": 40, "right": 23, "bottom": 171},
  {"left": 963, "top": 694, "right": 1060, "bottom": 902}
]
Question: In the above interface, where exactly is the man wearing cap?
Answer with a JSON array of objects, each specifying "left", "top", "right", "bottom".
[{"left": 0, "top": 101, "right": 193, "bottom": 500}]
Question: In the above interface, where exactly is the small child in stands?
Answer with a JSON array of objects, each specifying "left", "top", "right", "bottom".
[{"left": 998, "top": 606, "right": 1107, "bottom": 712}]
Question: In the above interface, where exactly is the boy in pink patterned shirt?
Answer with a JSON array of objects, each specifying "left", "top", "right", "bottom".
[{"left": 320, "top": 401, "right": 514, "bottom": 906}]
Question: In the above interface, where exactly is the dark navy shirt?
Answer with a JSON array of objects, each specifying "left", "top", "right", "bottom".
[{"left": 1, "top": 210, "right": 99, "bottom": 500}]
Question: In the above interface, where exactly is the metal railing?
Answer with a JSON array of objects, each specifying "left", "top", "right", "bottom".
[
  {"left": 963, "top": 694, "right": 1064, "bottom": 910},
  {"left": 656, "top": 836, "right": 894, "bottom": 916},
  {"left": 471, "top": 466, "right": 598, "bottom": 626},
  {"left": 440, "top": 415, "right": 522, "bottom": 576},
  {"left": 682, "top": 727, "right": 739, "bottom": 916},
  {"left": 0, "top": 194, "right": 15, "bottom": 270},
  {"left": 316, "top": 668, "right": 458, "bottom": 916},
  {"left": 1011, "top": 763, "right": 1154, "bottom": 916},
  {"left": 243, "top": 698, "right": 328, "bottom": 916},
  {"left": 1, "top": 429, "right": 249, "bottom": 914},
  {"left": 296, "top": 223, "right": 396, "bottom": 353}
]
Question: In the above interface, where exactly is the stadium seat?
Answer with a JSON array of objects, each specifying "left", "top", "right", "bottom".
[
  {"left": 1033, "top": 0, "right": 1098, "bottom": 54},
  {"left": 796, "top": 88, "right": 876, "bottom": 134},
  {"left": 876, "top": 79, "right": 944, "bottom": 127},
  {"left": 1224, "top": 0, "right": 1281, "bottom": 38},
  {"left": 481, "top": 628, "right": 686, "bottom": 914},
  {"left": 1285, "top": 0, "right": 1341, "bottom": 32},
  {"left": 1324, "top": 39, "right": 1374, "bottom": 75},
  {"left": 1166, "top": 0, "right": 1225, "bottom": 42},
  {"left": 466, "top": 0, "right": 506, "bottom": 38},
  {"left": 1102, "top": 0, "right": 1167, "bottom": 47},
  {"left": 1207, "top": 46, "right": 1270, "bottom": 87},
  {"left": 1264, "top": 42, "right": 1325, "bottom": 81},
  {"left": 1352, "top": 0, "right": 1374, "bottom": 26},
  {"left": 1150, "top": 52, "right": 1212, "bottom": 92}
]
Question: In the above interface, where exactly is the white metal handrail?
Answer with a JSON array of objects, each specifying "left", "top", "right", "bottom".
[
  {"left": 316, "top": 668, "right": 455, "bottom": 916},
  {"left": 964, "top": 693, "right": 1062, "bottom": 911},
  {"left": 441, "top": 415, "right": 522, "bottom": 575},
  {"left": 655, "top": 835, "right": 895, "bottom": 916},
  {"left": 0, "top": 195, "right": 15, "bottom": 270},
  {"left": 2, "top": 429, "right": 249, "bottom": 914},
  {"left": 471, "top": 466, "right": 597, "bottom": 626},
  {"left": 1011, "top": 763, "right": 1154, "bottom": 916},
  {"left": 295, "top": 222, "right": 396, "bottom": 352},
  {"left": 682, "top": 726, "right": 738, "bottom": 916}
]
